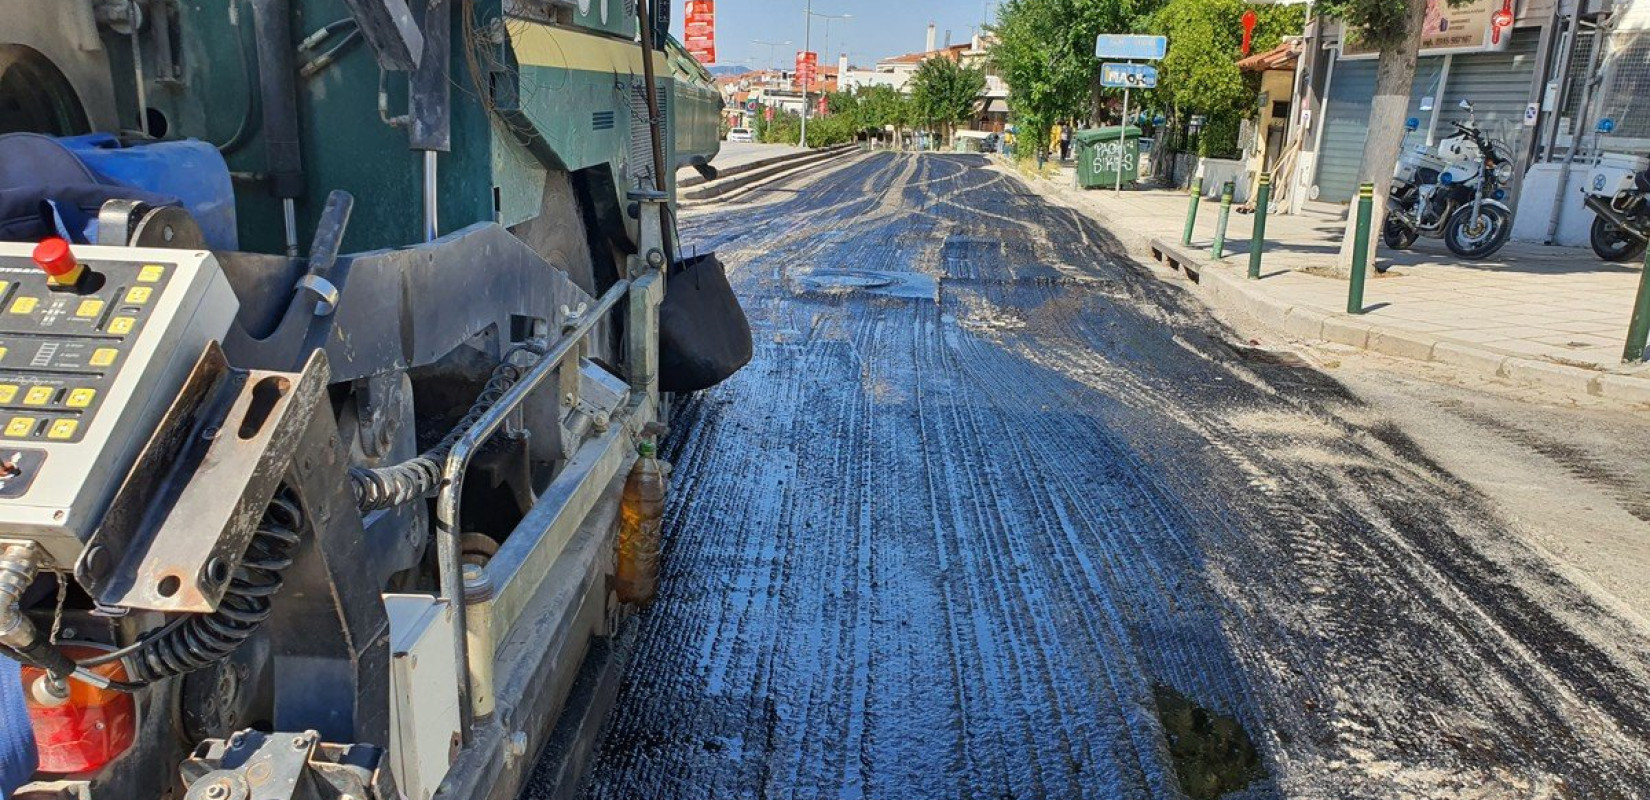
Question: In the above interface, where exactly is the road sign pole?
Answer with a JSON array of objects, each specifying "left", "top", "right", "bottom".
[{"left": 1115, "top": 87, "right": 1129, "bottom": 197}]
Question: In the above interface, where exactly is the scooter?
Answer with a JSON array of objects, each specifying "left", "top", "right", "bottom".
[
  {"left": 1383, "top": 100, "right": 1516, "bottom": 262},
  {"left": 1581, "top": 152, "right": 1650, "bottom": 263}
]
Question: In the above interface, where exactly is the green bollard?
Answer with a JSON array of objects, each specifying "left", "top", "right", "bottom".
[
  {"left": 1248, "top": 174, "right": 1272, "bottom": 280},
  {"left": 1624, "top": 245, "right": 1650, "bottom": 362},
  {"left": 1182, "top": 178, "right": 1204, "bottom": 246},
  {"left": 1211, "top": 182, "right": 1235, "bottom": 260},
  {"left": 1348, "top": 182, "right": 1374, "bottom": 315}
]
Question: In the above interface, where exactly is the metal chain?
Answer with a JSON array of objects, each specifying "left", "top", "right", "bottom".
[{"left": 49, "top": 572, "right": 67, "bottom": 645}]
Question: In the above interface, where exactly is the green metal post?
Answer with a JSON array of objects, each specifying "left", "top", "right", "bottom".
[
  {"left": 1211, "top": 182, "right": 1235, "bottom": 260},
  {"left": 1182, "top": 178, "right": 1203, "bottom": 246},
  {"left": 1248, "top": 174, "right": 1272, "bottom": 280},
  {"left": 1348, "top": 182, "right": 1374, "bottom": 315},
  {"left": 1624, "top": 245, "right": 1650, "bottom": 362}
]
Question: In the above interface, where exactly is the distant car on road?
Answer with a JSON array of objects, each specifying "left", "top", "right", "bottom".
[{"left": 728, "top": 128, "right": 755, "bottom": 143}]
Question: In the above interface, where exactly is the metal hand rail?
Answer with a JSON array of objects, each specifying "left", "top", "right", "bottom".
[{"left": 435, "top": 279, "right": 632, "bottom": 740}]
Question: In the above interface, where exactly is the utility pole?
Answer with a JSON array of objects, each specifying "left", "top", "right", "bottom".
[
  {"left": 819, "top": 13, "right": 851, "bottom": 66},
  {"left": 801, "top": 0, "right": 814, "bottom": 148},
  {"left": 799, "top": 4, "right": 851, "bottom": 149}
]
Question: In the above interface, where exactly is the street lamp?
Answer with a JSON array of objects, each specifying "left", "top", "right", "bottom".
[
  {"left": 752, "top": 39, "right": 793, "bottom": 69},
  {"left": 816, "top": 13, "right": 852, "bottom": 64},
  {"left": 800, "top": 2, "right": 852, "bottom": 148}
]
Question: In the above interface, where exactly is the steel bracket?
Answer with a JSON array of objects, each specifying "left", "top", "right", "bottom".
[
  {"left": 341, "top": 0, "right": 425, "bottom": 72},
  {"left": 181, "top": 730, "right": 396, "bottom": 800},
  {"left": 76, "top": 342, "right": 331, "bottom": 613}
]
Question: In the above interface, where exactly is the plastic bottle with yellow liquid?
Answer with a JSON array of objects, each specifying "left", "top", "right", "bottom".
[{"left": 615, "top": 437, "right": 667, "bottom": 606}]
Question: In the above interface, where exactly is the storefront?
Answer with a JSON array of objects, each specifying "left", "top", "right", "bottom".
[{"left": 1310, "top": 0, "right": 1544, "bottom": 204}]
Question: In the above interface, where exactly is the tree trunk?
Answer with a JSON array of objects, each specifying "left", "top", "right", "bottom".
[
  {"left": 1091, "top": 73, "right": 1106, "bottom": 127},
  {"left": 1337, "top": 0, "right": 1429, "bottom": 275}
]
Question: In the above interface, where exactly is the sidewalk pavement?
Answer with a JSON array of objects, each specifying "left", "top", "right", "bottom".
[
  {"left": 1025, "top": 163, "right": 1650, "bottom": 408},
  {"left": 682, "top": 142, "right": 807, "bottom": 177}
]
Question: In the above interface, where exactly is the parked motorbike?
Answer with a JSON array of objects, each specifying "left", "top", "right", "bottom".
[
  {"left": 1382, "top": 101, "right": 1516, "bottom": 262},
  {"left": 1581, "top": 153, "right": 1650, "bottom": 263}
]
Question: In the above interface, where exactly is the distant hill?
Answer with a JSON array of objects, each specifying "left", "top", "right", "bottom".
[{"left": 708, "top": 65, "right": 756, "bottom": 76}]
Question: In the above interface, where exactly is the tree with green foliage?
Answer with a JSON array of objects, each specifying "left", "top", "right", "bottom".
[
  {"left": 853, "top": 85, "right": 915, "bottom": 148},
  {"left": 909, "top": 57, "right": 989, "bottom": 146},
  {"left": 991, "top": 0, "right": 1165, "bottom": 150},
  {"left": 1148, "top": 0, "right": 1304, "bottom": 158}
]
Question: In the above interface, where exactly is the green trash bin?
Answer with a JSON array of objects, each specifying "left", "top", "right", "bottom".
[{"left": 1075, "top": 126, "right": 1143, "bottom": 189}]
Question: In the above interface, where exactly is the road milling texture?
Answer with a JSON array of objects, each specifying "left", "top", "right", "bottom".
[{"left": 558, "top": 154, "right": 1650, "bottom": 799}]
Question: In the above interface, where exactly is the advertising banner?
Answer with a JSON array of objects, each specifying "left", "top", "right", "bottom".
[
  {"left": 1341, "top": 0, "right": 1516, "bottom": 58},
  {"left": 795, "top": 51, "right": 819, "bottom": 90},
  {"left": 684, "top": 0, "right": 716, "bottom": 64}
]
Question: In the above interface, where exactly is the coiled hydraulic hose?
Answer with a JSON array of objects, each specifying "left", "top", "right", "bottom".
[
  {"left": 117, "top": 490, "right": 304, "bottom": 684},
  {"left": 351, "top": 344, "right": 547, "bottom": 512}
]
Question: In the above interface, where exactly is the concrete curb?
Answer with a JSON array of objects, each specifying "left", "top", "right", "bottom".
[
  {"left": 1146, "top": 236, "right": 1650, "bottom": 408},
  {"left": 680, "top": 147, "right": 817, "bottom": 188},
  {"left": 682, "top": 145, "right": 859, "bottom": 201}
]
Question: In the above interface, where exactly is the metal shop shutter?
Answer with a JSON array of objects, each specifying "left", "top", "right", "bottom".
[
  {"left": 1438, "top": 33, "right": 1541, "bottom": 146},
  {"left": 1315, "top": 58, "right": 1378, "bottom": 204}
]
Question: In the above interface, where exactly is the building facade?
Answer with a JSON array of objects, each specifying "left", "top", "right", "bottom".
[{"left": 1283, "top": 0, "right": 1649, "bottom": 245}]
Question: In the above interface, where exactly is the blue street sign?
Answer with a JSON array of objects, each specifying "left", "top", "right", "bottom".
[
  {"left": 1598, "top": 118, "right": 1617, "bottom": 134},
  {"left": 1095, "top": 34, "right": 1167, "bottom": 60},
  {"left": 1101, "top": 63, "right": 1159, "bottom": 89}
]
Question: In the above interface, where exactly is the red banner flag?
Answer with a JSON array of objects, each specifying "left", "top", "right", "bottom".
[
  {"left": 684, "top": 0, "right": 716, "bottom": 64},
  {"left": 794, "top": 51, "right": 818, "bottom": 90}
]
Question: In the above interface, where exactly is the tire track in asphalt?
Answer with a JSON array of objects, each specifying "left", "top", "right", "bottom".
[{"left": 568, "top": 153, "right": 1650, "bottom": 799}]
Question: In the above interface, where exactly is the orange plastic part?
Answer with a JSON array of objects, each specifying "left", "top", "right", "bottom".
[{"left": 19, "top": 646, "right": 137, "bottom": 775}]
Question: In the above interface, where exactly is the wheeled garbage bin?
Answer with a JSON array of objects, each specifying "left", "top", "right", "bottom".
[{"left": 1075, "top": 126, "right": 1143, "bottom": 189}]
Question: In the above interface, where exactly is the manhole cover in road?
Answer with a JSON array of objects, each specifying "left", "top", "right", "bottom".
[{"left": 801, "top": 271, "right": 896, "bottom": 290}]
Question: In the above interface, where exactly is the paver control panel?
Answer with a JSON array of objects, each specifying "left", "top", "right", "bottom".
[{"left": 0, "top": 242, "right": 238, "bottom": 566}]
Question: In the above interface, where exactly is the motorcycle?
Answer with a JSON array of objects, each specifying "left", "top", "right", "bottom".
[
  {"left": 1581, "top": 152, "right": 1650, "bottom": 263},
  {"left": 1382, "top": 100, "right": 1516, "bottom": 262}
]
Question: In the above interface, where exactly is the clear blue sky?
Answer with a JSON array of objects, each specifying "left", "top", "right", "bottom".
[{"left": 672, "top": 1, "right": 1000, "bottom": 70}]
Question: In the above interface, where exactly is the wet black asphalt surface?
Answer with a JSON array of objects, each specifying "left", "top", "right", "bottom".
[{"left": 563, "top": 154, "right": 1650, "bottom": 798}]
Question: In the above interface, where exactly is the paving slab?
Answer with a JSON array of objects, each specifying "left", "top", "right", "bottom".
[{"left": 1014, "top": 163, "right": 1650, "bottom": 408}]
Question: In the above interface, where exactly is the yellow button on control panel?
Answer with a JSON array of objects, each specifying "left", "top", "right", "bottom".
[
  {"left": 108, "top": 317, "right": 135, "bottom": 335},
  {"left": 138, "top": 264, "right": 166, "bottom": 283},
  {"left": 76, "top": 299, "right": 105, "bottom": 318},
  {"left": 90, "top": 348, "right": 118, "bottom": 368},
  {"left": 9, "top": 297, "right": 37, "bottom": 315},
  {"left": 66, "top": 388, "right": 96, "bottom": 408},
  {"left": 0, "top": 385, "right": 15, "bottom": 404},
  {"left": 4, "top": 417, "right": 35, "bottom": 438},
  {"left": 124, "top": 287, "right": 153, "bottom": 305},
  {"left": 47, "top": 419, "right": 78, "bottom": 440},
  {"left": 23, "top": 386, "right": 53, "bottom": 406}
]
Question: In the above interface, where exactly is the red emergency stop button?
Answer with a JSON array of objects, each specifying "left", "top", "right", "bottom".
[
  {"left": 33, "top": 237, "right": 76, "bottom": 276},
  {"left": 32, "top": 237, "right": 89, "bottom": 289}
]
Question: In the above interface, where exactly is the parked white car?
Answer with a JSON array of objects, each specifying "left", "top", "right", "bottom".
[{"left": 728, "top": 128, "right": 755, "bottom": 143}]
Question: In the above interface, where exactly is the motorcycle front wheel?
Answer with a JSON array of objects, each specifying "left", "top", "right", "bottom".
[
  {"left": 1589, "top": 216, "right": 1648, "bottom": 263},
  {"left": 1444, "top": 204, "right": 1513, "bottom": 260},
  {"left": 1382, "top": 213, "right": 1420, "bottom": 251}
]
